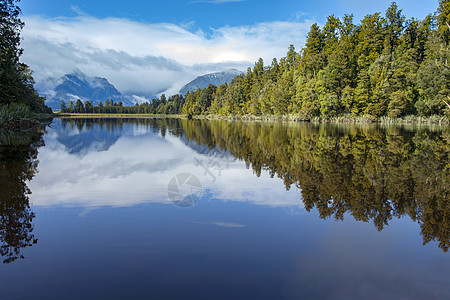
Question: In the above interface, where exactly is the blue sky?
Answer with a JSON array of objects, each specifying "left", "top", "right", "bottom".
[
  {"left": 21, "top": 0, "right": 438, "bottom": 29},
  {"left": 19, "top": 0, "right": 439, "bottom": 100}
]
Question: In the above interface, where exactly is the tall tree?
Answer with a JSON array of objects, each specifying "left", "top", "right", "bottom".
[
  {"left": 304, "top": 23, "right": 325, "bottom": 76},
  {"left": 384, "top": 2, "right": 405, "bottom": 57},
  {"left": 0, "top": 0, "right": 48, "bottom": 113},
  {"left": 437, "top": 0, "right": 450, "bottom": 44},
  {"left": 0, "top": 0, "right": 23, "bottom": 104}
]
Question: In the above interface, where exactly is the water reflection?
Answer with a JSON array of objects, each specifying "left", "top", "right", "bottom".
[
  {"left": 0, "top": 128, "right": 44, "bottom": 263},
  {"left": 32, "top": 118, "right": 450, "bottom": 252},
  {"left": 31, "top": 118, "right": 297, "bottom": 211},
  {"left": 182, "top": 120, "right": 449, "bottom": 252}
]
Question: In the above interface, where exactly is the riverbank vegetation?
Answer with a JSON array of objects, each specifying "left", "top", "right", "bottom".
[
  {"left": 0, "top": 103, "right": 39, "bottom": 130},
  {"left": 0, "top": 0, "right": 52, "bottom": 131}
]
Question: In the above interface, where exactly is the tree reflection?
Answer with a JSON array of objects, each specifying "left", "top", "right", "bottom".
[
  {"left": 179, "top": 120, "right": 449, "bottom": 252},
  {"left": 0, "top": 128, "right": 44, "bottom": 263}
]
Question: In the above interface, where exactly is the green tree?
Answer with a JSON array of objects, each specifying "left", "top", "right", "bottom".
[
  {"left": 0, "top": 0, "right": 24, "bottom": 103},
  {"left": 303, "top": 23, "right": 325, "bottom": 76},
  {"left": 60, "top": 100, "right": 67, "bottom": 112},
  {"left": 67, "top": 100, "right": 74, "bottom": 112},
  {"left": 75, "top": 99, "right": 84, "bottom": 113},
  {"left": 416, "top": 30, "right": 450, "bottom": 115},
  {"left": 355, "top": 13, "right": 385, "bottom": 68},
  {"left": 84, "top": 100, "right": 93, "bottom": 113},
  {"left": 437, "top": 0, "right": 450, "bottom": 44},
  {"left": 384, "top": 2, "right": 405, "bottom": 57},
  {"left": 198, "top": 84, "right": 216, "bottom": 113},
  {"left": 0, "top": 0, "right": 48, "bottom": 113},
  {"left": 323, "top": 15, "right": 342, "bottom": 56}
]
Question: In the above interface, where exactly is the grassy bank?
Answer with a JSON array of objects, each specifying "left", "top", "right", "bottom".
[
  {"left": 0, "top": 104, "right": 39, "bottom": 130},
  {"left": 54, "top": 112, "right": 449, "bottom": 125},
  {"left": 191, "top": 114, "right": 450, "bottom": 125},
  {"left": 0, "top": 104, "right": 53, "bottom": 131}
]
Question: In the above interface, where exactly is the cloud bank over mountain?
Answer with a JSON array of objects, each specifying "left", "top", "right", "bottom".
[{"left": 21, "top": 15, "right": 314, "bottom": 98}]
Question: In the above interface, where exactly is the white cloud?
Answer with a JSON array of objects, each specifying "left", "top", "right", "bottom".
[
  {"left": 21, "top": 15, "right": 314, "bottom": 97},
  {"left": 70, "top": 5, "right": 88, "bottom": 16}
]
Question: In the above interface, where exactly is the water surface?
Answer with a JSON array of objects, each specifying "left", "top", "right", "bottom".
[{"left": 0, "top": 118, "right": 449, "bottom": 299}]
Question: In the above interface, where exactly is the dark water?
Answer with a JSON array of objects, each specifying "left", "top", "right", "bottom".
[{"left": 0, "top": 118, "right": 449, "bottom": 300}]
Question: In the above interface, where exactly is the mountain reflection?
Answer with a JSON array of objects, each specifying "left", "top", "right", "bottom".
[
  {"left": 52, "top": 118, "right": 450, "bottom": 252},
  {"left": 58, "top": 118, "right": 185, "bottom": 154},
  {"left": 0, "top": 128, "right": 44, "bottom": 263}
]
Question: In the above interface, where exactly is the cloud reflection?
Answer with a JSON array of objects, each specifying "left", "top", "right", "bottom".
[
  {"left": 28, "top": 120, "right": 301, "bottom": 209},
  {"left": 194, "top": 221, "right": 247, "bottom": 228}
]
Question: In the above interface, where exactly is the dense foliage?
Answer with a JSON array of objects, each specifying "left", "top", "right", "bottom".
[
  {"left": 180, "top": 1, "right": 450, "bottom": 119},
  {"left": 0, "top": 0, "right": 51, "bottom": 115}
]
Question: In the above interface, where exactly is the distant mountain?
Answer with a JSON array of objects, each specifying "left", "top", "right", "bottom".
[
  {"left": 179, "top": 69, "right": 242, "bottom": 95},
  {"left": 42, "top": 70, "right": 133, "bottom": 109}
]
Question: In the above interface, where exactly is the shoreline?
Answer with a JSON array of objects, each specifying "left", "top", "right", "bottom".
[
  {"left": 0, "top": 105, "right": 53, "bottom": 131},
  {"left": 192, "top": 114, "right": 450, "bottom": 125},
  {"left": 55, "top": 113, "right": 185, "bottom": 119},
  {"left": 0, "top": 114, "right": 52, "bottom": 131},
  {"left": 0, "top": 118, "right": 40, "bottom": 131},
  {"left": 53, "top": 112, "right": 449, "bottom": 125}
]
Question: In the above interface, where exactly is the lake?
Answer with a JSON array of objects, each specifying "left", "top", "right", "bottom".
[{"left": 0, "top": 117, "right": 449, "bottom": 299}]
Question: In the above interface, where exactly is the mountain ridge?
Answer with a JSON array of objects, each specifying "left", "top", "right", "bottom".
[
  {"left": 42, "top": 71, "right": 133, "bottom": 109},
  {"left": 179, "top": 69, "right": 242, "bottom": 95}
]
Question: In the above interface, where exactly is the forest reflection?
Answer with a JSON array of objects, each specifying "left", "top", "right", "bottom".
[
  {"left": 61, "top": 118, "right": 450, "bottom": 252},
  {"left": 0, "top": 128, "right": 44, "bottom": 263}
]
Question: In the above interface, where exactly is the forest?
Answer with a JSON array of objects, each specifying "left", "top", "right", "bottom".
[
  {"left": 62, "top": 1, "right": 450, "bottom": 120},
  {"left": 182, "top": 1, "right": 450, "bottom": 119}
]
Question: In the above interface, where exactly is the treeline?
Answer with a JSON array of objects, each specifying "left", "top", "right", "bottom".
[
  {"left": 181, "top": 1, "right": 450, "bottom": 119},
  {"left": 60, "top": 94, "right": 185, "bottom": 114},
  {"left": 0, "top": 0, "right": 52, "bottom": 116}
]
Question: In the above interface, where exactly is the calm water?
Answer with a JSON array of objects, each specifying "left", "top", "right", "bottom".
[{"left": 0, "top": 118, "right": 449, "bottom": 300}]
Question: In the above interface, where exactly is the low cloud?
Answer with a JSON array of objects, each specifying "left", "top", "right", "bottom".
[{"left": 21, "top": 15, "right": 314, "bottom": 97}]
